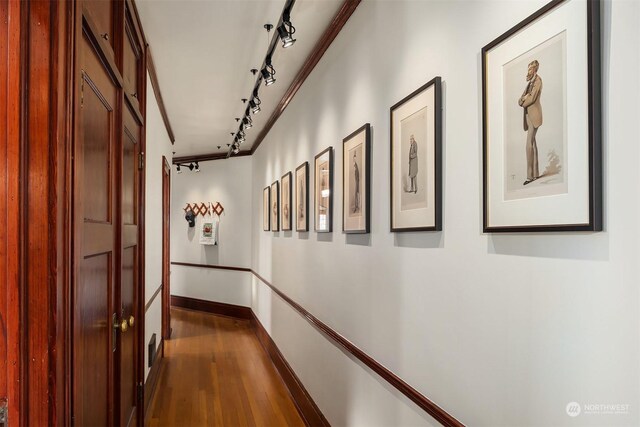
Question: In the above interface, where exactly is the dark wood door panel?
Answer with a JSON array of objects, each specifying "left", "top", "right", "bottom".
[
  {"left": 123, "top": 126, "right": 137, "bottom": 225},
  {"left": 123, "top": 23, "right": 141, "bottom": 110},
  {"left": 120, "top": 246, "right": 137, "bottom": 427},
  {"left": 83, "top": 0, "right": 114, "bottom": 54},
  {"left": 74, "top": 33, "right": 117, "bottom": 426},
  {"left": 75, "top": 252, "right": 112, "bottom": 427}
]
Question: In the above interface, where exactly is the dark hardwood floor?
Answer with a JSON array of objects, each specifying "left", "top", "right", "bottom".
[{"left": 146, "top": 308, "right": 305, "bottom": 427}]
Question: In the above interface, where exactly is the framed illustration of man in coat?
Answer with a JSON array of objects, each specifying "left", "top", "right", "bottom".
[{"left": 482, "top": 0, "right": 602, "bottom": 232}]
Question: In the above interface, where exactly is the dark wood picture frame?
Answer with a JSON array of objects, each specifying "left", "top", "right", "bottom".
[
  {"left": 343, "top": 123, "right": 371, "bottom": 234},
  {"left": 295, "top": 162, "right": 309, "bottom": 232},
  {"left": 481, "top": 0, "right": 602, "bottom": 232},
  {"left": 281, "top": 171, "right": 293, "bottom": 231},
  {"left": 390, "top": 76, "right": 443, "bottom": 232},
  {"left": 314, "top": 147, "right": 334, "bottom": 233},
  {"left": 263, "top": 186, "right": 270, "bottom": 231},
  {"left": 271, "top": 180, "right": 280, "bottom": 232}
]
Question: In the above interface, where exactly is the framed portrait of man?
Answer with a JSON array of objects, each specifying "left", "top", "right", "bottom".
[
  {"left": 314, "top": 147, "right": 333, "bottom": 233},
  {"left": 262, "top": 186, "right": 270, "bottom": 231},
  {"left": 390, "top": 77, "right": 442, "bottom": 232},
  {"left": 343, "top": 124, "right": 371, "bottom": 233},
  {"left": 270, "top": 180, "right": 279, "bottom": 232},
  {"left": 281, "top": 171, "right": 292, "bottom": 231},
  {"left": 295, "top": 162, "right": 309, "bottom": 232},
  {"left": 482, "top": 0, "right": 602, "bottom": 232}
]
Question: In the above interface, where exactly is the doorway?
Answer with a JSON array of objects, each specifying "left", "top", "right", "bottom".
[{"left": 162, "top": 157, "right": 171, "bottom": 340}]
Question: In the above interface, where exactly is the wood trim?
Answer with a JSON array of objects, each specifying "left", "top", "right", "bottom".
[
  {"left": 1, "top": 1, "right": 75, "bottom": 424},
  {"left": 145, "top": 284, "right": 162, "bottom": 313},
  {"left": 250, "top": 270, "right": 465, "bottom": 427},
  {"left": 146, "top": 46, "right": 175, "bottom": 144},
  {"left": 171, "top": 295, "right": 252, "bottom": 320},
  {"left": 136, "top": 4, "right": 150, "bottom": 425},
  {"left": 162, "top": 156, "right": 171, "bottom": 340},
  {"left": 2, "top": 1, "right": 24, "bottom": 423},
  {"left": 251, "top": 313, "right": 329, "bottom": 427},
  {"left": 143, "top": 338, "right": 164, "bottom": 422},
  {"left": 170, "top": 261, "right": 251, "bottom": 273},
  {"left": 172, "top": 150, "right": 251, "bottom": 164},
  {"left": 250, "top": 0, "right": 361, "bottom": 155}
]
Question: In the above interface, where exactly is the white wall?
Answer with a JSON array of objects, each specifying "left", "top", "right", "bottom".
[
  {"left": 144, "top": 72, "right": 174, "bottom": 379},
  {"left": 250, "top": 1, "right": 640, "bottom": 426},
  {"left": 170, "top": 156, "right": 253, "bottom": 306}
]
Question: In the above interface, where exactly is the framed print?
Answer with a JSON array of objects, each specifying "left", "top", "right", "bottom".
[
  {"left": 390, "top": 76, "right": 442, "bottom": 232},
  {"left": 270, "top": 180, "right": 279, "bottom": 232},
  {"left": 343, "top": 124, "right": 371, "bottom": 233},
  {"left": 295, "top": 162, "right": 309, "bottom": 232},
  {"left": 262, "top": 187, "right": 270, "bottom": 231},
  {"left": 281, "top": 172, "right": 292, "bottom": 231},
  {"left": 482, "top": 0, "right": 602, "bottom": 232},
  {"left": 314, "top": 147, "right": 333, "bottom": 232}
]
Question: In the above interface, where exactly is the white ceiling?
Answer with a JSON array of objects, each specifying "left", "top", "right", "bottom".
[{"left": 136, "top": 0, "right": 344, "bottom": 157}]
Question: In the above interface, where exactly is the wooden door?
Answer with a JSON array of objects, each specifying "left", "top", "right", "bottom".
[
  {"left": 120, "top": 105, "right": 141, "bottom": 427},
  {"left": 74, "top": 4, "right": 143, "bottom": 425},
  {"left": 73, "top": 32, "right": 118, "bottom": 426},
  {"left": 162, "top": 158, "right": 171, "bottom": 340}
]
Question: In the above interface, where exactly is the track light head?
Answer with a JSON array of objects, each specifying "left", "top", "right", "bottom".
[
  {"left": 232, "top": 143, "right": 240, "bottom": 154},
  {"left": 250, "top": 99, "right": 261, "bottom": 114},
  {"left": 261, "top": 66, "right": 276, "bottom": 86},
  {"left": 176, "top": 165, "right": 182, "bottom": 174},
  {"left": 277, "top": 16, "right": 296, "bottom": 48},
  {"left": 243, "top": 116, "right": 253, "bottom": 129},
  {"left": 195, "top": 162, "right": 200, "bottom": 172}
]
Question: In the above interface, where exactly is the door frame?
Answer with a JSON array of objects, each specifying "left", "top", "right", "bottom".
[
  {"left": 0, "top": 1, "right": 74, "bottom": 425},
  {"left": 162, "top": 156, "right": 171, "bottom": 341}
]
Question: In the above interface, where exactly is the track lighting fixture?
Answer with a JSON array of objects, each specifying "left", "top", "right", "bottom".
[
  {"left": 261, "top": 57, "right": 276, "bottom": 86},
  {"left": 175, "top": 161, "right": 200, "bottom": 173},
  {"left": 277, "top": 9, "right": 296, "bottom": 48},
  {"left": 250, "top": 98, "right": 261, "bottom": 114},
  {"left": 250, "top": 88, "right": 261, "bottom": 114},
  {"left": 227, "top": 0, "right": 297, "bottom": 158}
]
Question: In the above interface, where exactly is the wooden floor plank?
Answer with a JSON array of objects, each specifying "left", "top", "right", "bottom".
[{"left": 146, "top": 308, "right": 305, "bottom": 427}]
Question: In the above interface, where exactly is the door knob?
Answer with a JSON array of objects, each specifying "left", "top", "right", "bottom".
[
  {"left": 128, "top": 315, "right": 135, "bottom": 327},
  {"left": 113, "top": 316, "right": 128, "bottom": 333}
]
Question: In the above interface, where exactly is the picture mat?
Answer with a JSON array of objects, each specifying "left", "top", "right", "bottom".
[
  {"left": 295, "top": 164, "right": 308, "bottom": 231},
  {"left": 270, "top": 182, "right": 279, "bottom": 231},
  {"left": 391, "top": 85, "right": 436, "bottom": 229},
  {"left": 343, "top": 130, "right": 367, "bottom": 231},
  {"left": 315, "top": 150, "right": 332, "bottom": 232},
  {"left": 485, "top": 0, "right": 589, "bottom": 227},
  {"left": 503, "top": 31, "right": 568, "bottom": 200},
  {"left": 282, "top": 173, "right": 291, "bottom": 230},
  {"left": 262, "top": 187, "right": 270, "bottom": 231}
]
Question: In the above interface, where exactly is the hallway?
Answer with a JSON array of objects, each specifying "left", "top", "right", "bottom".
[{"left": 146, "top": 309, "right": 305, "bottom": 427}]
